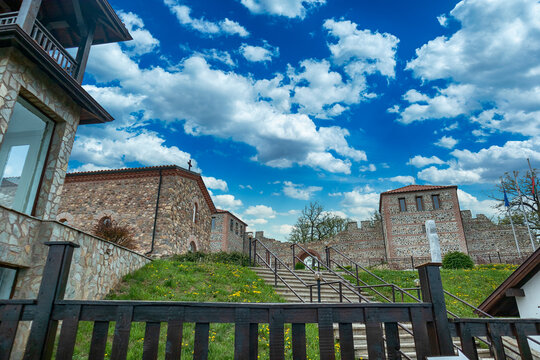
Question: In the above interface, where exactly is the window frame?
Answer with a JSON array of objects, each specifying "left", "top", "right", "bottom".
[
  {"left": 416, "top": 196, "right": 424, "bottom": 211},
  {"left": 230, "top": 218, "right": 234, "bottom": 231},
  {"left": 398, "top": 197, "right": 407, "bottom": 212},
  {"left": 0, "top": 264, "right": 18, "bottom": 300},
  {"left": 0, "top": 97, "right": 54, "bottom": 215},
  {"left": 432, "top": 194, "right": 441, "bottom": 210},
  {"left": 211, "top": 217, "right": 216, "bottom": 230}
]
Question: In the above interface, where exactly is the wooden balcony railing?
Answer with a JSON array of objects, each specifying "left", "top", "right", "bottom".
[
  {"left": 0, "top": 11, "right": 78, "bottom": 78},
  {"left": 0, "top": 11, "right": 18, "bottom": 25},
  {"left": 30, "top": 19, "right": 78, "bottom": 77}
]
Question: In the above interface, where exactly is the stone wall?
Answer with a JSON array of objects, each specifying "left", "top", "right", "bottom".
[
  {"left": 253, "top": 220, "right": 385, "bottom": 268},
  {"left": 381, "top": 187, "right": 468, "bottom": 258},
  {"left": 461, "top": 210, "right": 535, "bottom": 258},
  {"left": 1, "top": 205, "right": 150, "bottom": 300},
  {"left": 58, "top": 167, "right": 214, "bottom": 257},
  {"left": 0, "top": 48, "right": 80, "bottom": 220},
  {"left": 210, "top": 213, "right": 226, "bottom": 252}
]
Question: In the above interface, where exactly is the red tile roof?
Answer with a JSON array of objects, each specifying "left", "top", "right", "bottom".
[
  {"left": 215, "top": 209, "right": 247, "bottom": 226},
  {"left": 380, "top": 184, "right": 456, "bottom": 195}
]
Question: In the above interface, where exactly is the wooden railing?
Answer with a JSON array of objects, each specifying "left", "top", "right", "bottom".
[
  {"left": 0, "top": 11, "right": 18, "bottom": 25},
  {"left": 1, "top": 242, "right": 539, "bottom": 360},
  {"left": 29, "top": 19, "right": 78, "bottom": 77}
]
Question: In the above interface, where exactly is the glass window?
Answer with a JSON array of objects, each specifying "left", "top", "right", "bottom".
[
  {"left": 235, "top": 222, "right": 239, "bottom": 235},
  {"left": 416, "top": 196, "right": 423, "bottom": 211},
  {"left": 0, "top": 98, "right": 53, "bottom": 214},
  {"left": 399, "top": 198, "right": 406, "bottom": 212},
  {"left": 230, "top": 219, "right": 233, "bottom": 231},
  {"left": 432, "top": 195, "right": 440, "bottom": 209},
  {"left": 211, "top": 217, "right": 216, "bottom": 229},
  {"left": 192, "top": 202, "right": 198, "bottom": 223},
  {"left": 0, "top": 266, "right": 17, "bottom": 299}
]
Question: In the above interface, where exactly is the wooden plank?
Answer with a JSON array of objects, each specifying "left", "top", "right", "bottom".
[
  {"left": 384, "top": 322, "right": 402, "bottom": 360},
  {"left": 410, "top": 308, "right": 431, "bottom": 360},
  {"left": 234, "top": 308, "right": 250, "bottom": 360},
  {"left": 269, "top": 309, "right": 284, "bottom": 360},
  {"left": 142, "top": 322, "right": 161, "bottom": 360},
  {"left": 249, "top": 323, "right": 258, "bottom": 360},
  {"left": 318, "top": 308, "right": 335, "bottom": 360},
  {"left": 88, "top": 321, "right": 110, "bottom": 360},
  {"left": 56, "top": 305, "right": 81, "bottom": 360},
  {"left": 110, "top": 306, "right": 133, "bottom": 360},
  {"left": 193, "top": 323, "right": 209, "bottom": 360},
  {"left": 338, "top": 323, "right": 354, "bottom": 360},
  {"left": 0, "top": 304, "right": 22, "bottom": 360},
  {"left": 486, "top": 322, "right": 506, "bottom": 360},
  {"left": 165, "top": 320, "right": 183, "bottom": 360},
  {"left": 456, "top": 323, "right": 478, "bottom": 360},
  {"left": 366, "top": 321, "right": 386, "bottom": 360},
  {"left": 291, "top": 323, "right": 307, "bottom": 360},
  {"left": 512, "top": 322, "right": 535, "bottom": 359}
]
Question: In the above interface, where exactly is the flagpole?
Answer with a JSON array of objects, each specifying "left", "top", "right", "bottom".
[
  {"left": 513, "top": 171, "right": 536, "bottom": 251},
  {"left": 502, "top": 178, "right": 521, "bottom": 257}
]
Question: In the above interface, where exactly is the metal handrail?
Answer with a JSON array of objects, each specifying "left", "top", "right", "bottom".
[
  {"left": 291, "top": 243, "right": 370, "bottom": 302},
  {"left": 253, "top": 251, "right": 305, "bottom": 303},
  {"left": 0, "top": 11, "right": 18, "bottom": 25}
]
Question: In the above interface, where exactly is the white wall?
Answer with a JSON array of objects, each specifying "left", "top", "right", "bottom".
[{"left": 516, "top": 270, "right": 540, "bottom": 352}]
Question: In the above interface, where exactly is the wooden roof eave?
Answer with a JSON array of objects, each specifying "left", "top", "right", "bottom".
[{"left": 0, "top": 25, "right": 114, "bottom": 124}]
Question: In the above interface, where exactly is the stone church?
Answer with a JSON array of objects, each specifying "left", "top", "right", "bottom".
[{"left": 58, "top": 165, "right": 248, "bottom": 257}]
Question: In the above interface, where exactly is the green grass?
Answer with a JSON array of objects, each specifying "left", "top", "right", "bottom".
[
  {"left": 68, "top": 259, "right": 340, "bottom": 360},
  {"left": 342, "top": 263, "right": 518, "bottom": 317}
]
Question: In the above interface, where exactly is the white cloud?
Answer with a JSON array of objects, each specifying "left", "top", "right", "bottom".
[
  {"left": 340, "top": 190, "right": 380, "bottom": 219},
  {"left": 240, "top": 43, "right": 279, "bottom": 62},
  {"left": 212, "top": 194, "right": 243, "bottom": 210},
  {"left": 418, "top": 138, "right": 540, "bottom": 184},
  {"left": 388, "top": 175, "right": 415, "bottom": 184},
  {"left": 245, "top": 205, "right": 276, "bottom": 219},
  {"left": 282, "top": 181, "right": 322, "bottom": 200},
  {"left": 278, "top": 224, "right": 295, "bottom": 235},
  {"left": 240, "top": 0, "right": 326, "bottom": 19},
  {"left": 239, "top": 184, "right": 253, "bottom": 190},
  {"left": 324, "top": 19, "right": 400, "bottom": 78},
  {"left": 118, "top": 11, "right": 160, "bottom": 56},
  {"left": 407, "top": 155, "right": 445, "bottom": 168},
  {"left": 359, "top": 164, "right": 376, "bottom": 172},
  {"left": 195, "top": 49, "right": 236, "bottom": 67},
  {"left": 70, "top": 164, "right": 112, "bottom": 173},
  {"left": 202, "top": 176, "right": 228, "bottom": 191},
  {"left": 457, "top": 189, "right": 499, "bottom": 218},
  {"left": 437, "top": 14, "right": 449, "bottom": 27},
  {"left": 395, "top": 0, "right": 540, "bottom": 136},
  {"left": 71, "top": 128, "right": 197, "bottom": 171},
  {"left": 164, "top": 1, "right": 249, "bottom": 37},
  {"left": 250, "top": 218, "right": 268, "bottom": 225},
  {"left": 435, "top": 136, "right": 458, "bottom": 149}
]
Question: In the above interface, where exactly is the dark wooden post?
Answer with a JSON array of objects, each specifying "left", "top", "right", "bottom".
[
  {"left": 416, "top": 262, "right": 454, "bottom": 357},
  {"left": 16, "top": 0, "right": 42, "bottom": 33},
  {"left": 24, "top": 241, "right": 79, "bottom": 360}
]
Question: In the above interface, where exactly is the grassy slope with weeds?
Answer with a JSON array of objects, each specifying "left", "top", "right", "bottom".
[
  {"left": 71, "top": 257, "right": 335, "bottom": 359},
  {"left": 347, "top": 263, "right": 517, "bottom": 317}
]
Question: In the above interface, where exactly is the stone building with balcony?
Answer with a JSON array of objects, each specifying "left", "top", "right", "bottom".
[{"left": 0, "top": 0, "right": 150, "bottom": 309}]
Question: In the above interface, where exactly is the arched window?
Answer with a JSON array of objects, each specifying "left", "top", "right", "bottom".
[
  {"left": 192, "top": 202, "right": 198, "bottom": 223},
  {"left": 189, "top": 241, "right": 197, "bottom": 252}
]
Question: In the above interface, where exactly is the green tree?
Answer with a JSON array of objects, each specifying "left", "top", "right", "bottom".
[
  {"left": 288, "top": 201, "right": 349, "bottom": 243},
  {"left": 495, "top": 170, "right": 540, "bottom": 233}
]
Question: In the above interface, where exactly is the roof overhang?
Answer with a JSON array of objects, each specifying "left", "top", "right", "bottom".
[{"left": 0, "top": 25, "right": 114, "bottom": 124}]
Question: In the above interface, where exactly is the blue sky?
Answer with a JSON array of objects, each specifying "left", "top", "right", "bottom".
[{"left": 69, "top": 0, "right": 540, "bottom": 240}]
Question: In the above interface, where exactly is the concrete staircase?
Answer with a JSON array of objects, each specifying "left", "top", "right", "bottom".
[{"left": 252, "top": 266, "right": 494, "bottom": 359}]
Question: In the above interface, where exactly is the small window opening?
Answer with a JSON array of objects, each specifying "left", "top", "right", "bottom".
[
  {"left": 416, "top": 196, "right": 423, "bottom": 211},
  {"left": 399, "top": 198, "right": 407, "bottom": 212},
  {"left": 432, "top": 195, "right": 440, "bottom": 210}
]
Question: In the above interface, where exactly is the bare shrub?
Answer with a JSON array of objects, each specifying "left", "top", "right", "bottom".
[{"left": 93, "top": 216, "right": 135, "bottom": 250}]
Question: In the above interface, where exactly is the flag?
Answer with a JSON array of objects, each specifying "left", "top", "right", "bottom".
[{"left": 504, "top": 188, "right": 510, "bottom": 208}]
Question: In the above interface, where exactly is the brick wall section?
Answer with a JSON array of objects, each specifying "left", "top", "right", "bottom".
[
  {"left": 461, "top": 210, "right": 534, "bottom": 257},
  {"left": 211, "top": 211, "right": 247, "bottom": 253},
  {"left": 58, "top": 167, "right": 215, "bottom": 257},
  {"left": 381, "top": 187, "right": 468, "bottom": 258}
]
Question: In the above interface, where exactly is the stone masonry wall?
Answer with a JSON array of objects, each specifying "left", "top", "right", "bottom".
[
  {"left": 381, "top": 188, "right": 468, "bottom": 258},
  {"left": 253, "top": 220, "right": 385, "bottom": 268},
  {"left": 461, "top": 210, "right": 535, "bottom": 257},
  {"left": 58, "top": 170, "right": 213, "bottom": 257},
  {"left": 210, "top": 213, "right": 225, "bottom": 252},
  {"left": 1, "top": 205, "right": 150, "bottom": 300},
  {"left": 0, "top": 48, "right": 80, "bottom": 220}
]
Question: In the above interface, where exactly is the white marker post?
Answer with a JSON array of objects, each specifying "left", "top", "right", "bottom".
[{"left": 426, "top": 220, "right": 442, "bottom": 263}]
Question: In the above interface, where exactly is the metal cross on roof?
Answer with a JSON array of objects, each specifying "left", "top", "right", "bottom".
[{"left": 188, "top": 159, "right": 192, "bottom": 171}]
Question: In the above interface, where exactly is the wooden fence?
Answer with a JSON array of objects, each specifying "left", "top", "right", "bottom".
[{"left": 1, "top": 241, "right": 539, "bottom": 360}]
